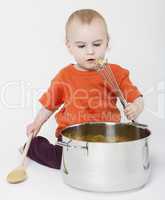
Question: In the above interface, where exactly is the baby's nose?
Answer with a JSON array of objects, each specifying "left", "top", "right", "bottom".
[{"left": 86, "top": 46, "right": 94, "bottom": 54}]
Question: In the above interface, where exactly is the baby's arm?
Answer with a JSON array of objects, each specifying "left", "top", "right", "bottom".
[
  {"left": 26, "top": 107, "right": 54, "bottom": 137},
  {"left": 124, "top": 96, "right": 144, "bottom": 120}
]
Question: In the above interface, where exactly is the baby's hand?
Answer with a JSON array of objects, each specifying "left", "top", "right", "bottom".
[
  {"left": 26, "top": 122, "right": 41, "bottom": 137},
  {"left": 124, "top": 102, "right": 140, "bottom": 121}
]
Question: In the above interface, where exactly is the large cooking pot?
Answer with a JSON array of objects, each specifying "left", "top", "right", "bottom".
[{"left": 57, "top": 122, "right": 151, "bottom": 192}]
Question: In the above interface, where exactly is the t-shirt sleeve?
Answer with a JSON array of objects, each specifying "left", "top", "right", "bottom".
[
  {"left": 119, "top": 69, "right": 143, "bottom": 102},
  {"left": 39, "top": 72, "right": 65, "bottom": 111}
]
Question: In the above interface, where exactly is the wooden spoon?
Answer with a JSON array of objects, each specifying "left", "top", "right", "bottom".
[{"left": 7, "top": 134, "right": 33, "bottom": 184}]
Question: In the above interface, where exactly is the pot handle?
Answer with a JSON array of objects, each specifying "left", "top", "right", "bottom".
[
  {"left": 56, "top": 140, "right": 88, "bottom": 151},
  {"left": 56, "top": 141, "right": 72, "bottom": 148},
  {"left": 143, "top": 140, "right": 150, "bottom": 170}
]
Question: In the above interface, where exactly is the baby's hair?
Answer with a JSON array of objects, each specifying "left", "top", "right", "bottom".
[{"left": 65, "top": 9, "right": 109, "bottom": 42}]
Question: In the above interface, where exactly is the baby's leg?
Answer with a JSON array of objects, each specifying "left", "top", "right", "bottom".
[{"left": 27, "top": 136, "right": 62, "bottom": 169}]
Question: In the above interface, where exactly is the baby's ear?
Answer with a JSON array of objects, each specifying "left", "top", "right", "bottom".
[
  {"left": 65, "top": 40, "right": 72, "bottom": 54},
  {"left": 65, "top": 39, "right": 70, "bottom": 48}
]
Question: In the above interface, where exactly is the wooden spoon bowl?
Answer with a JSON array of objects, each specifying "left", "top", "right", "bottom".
[
  {"left": 6, "top": 134, "right": 33, "bottom": 184},
  {"left": 7, "top": 166, "right": 27, "bottom": 184}
]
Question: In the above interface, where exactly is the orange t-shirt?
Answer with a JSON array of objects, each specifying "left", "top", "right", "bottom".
[{"left": 39, "top": 64, "right": 142, "bottom": 137}]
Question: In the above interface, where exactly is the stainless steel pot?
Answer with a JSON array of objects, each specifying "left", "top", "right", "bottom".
[{"left": 57, "top": 122, "right": 151, "bottom": 192}]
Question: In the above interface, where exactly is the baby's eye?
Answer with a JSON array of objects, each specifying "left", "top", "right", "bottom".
[
  {"left": 93, "top": 43, "right": 101, "bottom": 47},
  {"left": 77, "top": 45, "right": 85, "bottom": 48}
]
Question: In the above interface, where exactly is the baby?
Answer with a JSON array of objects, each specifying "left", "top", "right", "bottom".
[{"left": 24, "top": 9, "right": 144, "bottom": 169}]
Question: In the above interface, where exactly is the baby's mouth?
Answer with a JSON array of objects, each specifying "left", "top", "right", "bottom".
[{"left": 86, "top": 58, "right": 96, "bottom": 62}]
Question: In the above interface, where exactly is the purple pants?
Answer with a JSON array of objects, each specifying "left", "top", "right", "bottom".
[{"left": 27, "top": 136, "right": 63, "bottom": 169}]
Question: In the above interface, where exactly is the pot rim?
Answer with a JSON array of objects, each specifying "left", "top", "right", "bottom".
[
  {"left": 61, "top": 121, "right": 151, "bottom": 144},
  {"left": 61, "top": 134, "right": 150, "bottom": 145}
]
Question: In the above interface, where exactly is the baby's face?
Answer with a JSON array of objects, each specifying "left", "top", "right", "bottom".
[{"left": 66, "top": 18, "right": 108, "bottom": 70}]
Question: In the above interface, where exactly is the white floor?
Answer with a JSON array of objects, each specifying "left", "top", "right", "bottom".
[{"left": 1, "top": 121, "right": 165, "bottom": 200}]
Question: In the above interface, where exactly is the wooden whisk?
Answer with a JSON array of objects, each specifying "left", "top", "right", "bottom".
[{"left": 95, "top": 58, "right": 148, "bottom": 128}]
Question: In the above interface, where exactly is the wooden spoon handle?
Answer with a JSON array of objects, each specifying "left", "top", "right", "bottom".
[{"left": 21, "top": 134, "right": 33, "bottom": 167}]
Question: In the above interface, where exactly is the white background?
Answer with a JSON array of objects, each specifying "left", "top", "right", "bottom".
[{"left": 0, "top": 0, "right": 165, "bottom": 199}]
